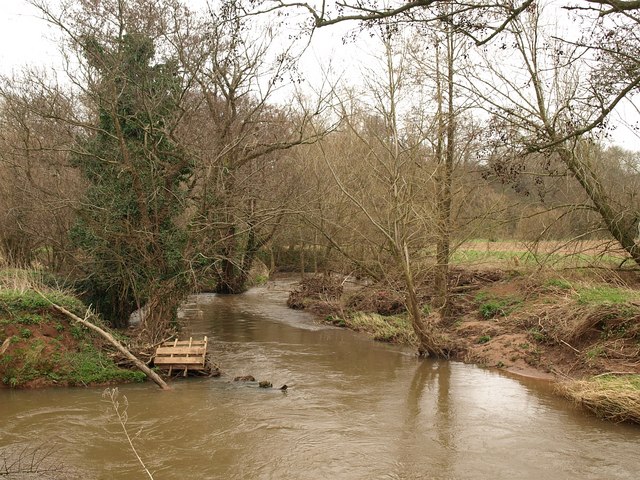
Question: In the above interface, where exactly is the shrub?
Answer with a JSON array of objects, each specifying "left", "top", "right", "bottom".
[{"left": 479, "top": 300, "right": 507, "bottom": 319}]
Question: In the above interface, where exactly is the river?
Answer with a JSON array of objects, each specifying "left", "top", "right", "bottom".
[{"left": 1, "top": 280, "right": 639, "bottom": 479}]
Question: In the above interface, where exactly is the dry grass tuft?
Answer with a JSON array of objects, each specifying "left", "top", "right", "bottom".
[
  {"left": 514, "top": 296, "right": 640, "bottom": 345},
  {"left": 559, "top": 375, "right": 640, "bottom": 424},
  {"left": 0, "top": 268, "right": 42, "bottom": 293},
  {"left": 0, "top": 268, "right": 69, "bottom": 296}
]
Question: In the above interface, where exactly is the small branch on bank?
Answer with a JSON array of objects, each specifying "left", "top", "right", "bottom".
[
  {"left": 34, "top": 288, "right": 170, "bottom": 390},
  {"left": 560, "top": 339, "right": 581, "bottom": 354}
]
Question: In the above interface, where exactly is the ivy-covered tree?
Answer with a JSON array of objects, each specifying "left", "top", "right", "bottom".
[{"left": 72, "top": 32, "right": 192, "bottom": 339}]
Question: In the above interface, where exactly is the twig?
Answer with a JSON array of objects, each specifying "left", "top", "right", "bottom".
[
  {"left": 103, "top": 388, "right": 154, "bottom": 479},
  {"left": 560, "top": 339, "right": 581, "bottom": 354}
]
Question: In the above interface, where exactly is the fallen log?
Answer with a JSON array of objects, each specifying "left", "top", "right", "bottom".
[{"left": 35, "top": 289, "right": 170, "bottom": 390}]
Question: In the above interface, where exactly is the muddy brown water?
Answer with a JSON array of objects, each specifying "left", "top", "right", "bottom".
[{"left": 1, "top": 280, "right": 639, "bottom": 479}]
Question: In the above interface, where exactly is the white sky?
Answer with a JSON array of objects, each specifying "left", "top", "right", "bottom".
[
  {"left": 0, "top": 0, "right": 638, "bottom": 151},
  {"left": 0, "top": 1, "right": 58, "bottom": 72}
]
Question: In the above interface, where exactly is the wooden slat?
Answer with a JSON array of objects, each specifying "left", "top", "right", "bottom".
[
  {"left": 156, "top": 366, "right": 204, "bottom": 371},
  {"left": 162, "top": 340, "right": 206, "bottom": 347},
  {"left": 155, "top": 346, "right": 205, "bottom": 355},
  {"left": 154, "top": 356, "right": 203, "bottom": 363},
  {"left": 202, "top": 337, "right": 207, "bottom": 362},
  {"left": 154, "top": 356, "right": 204, "bottom": 365},
  {"left": 156, "top": 364, "right": 204, "bottom": 370}
]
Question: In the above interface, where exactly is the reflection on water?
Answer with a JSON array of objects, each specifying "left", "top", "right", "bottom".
[{"left": 1, "top": 282, "right": 639, "bottom": 479}]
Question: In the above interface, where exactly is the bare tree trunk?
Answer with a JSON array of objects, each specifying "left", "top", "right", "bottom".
[
  {"left": 297, "top": 229, "right": 305, "bottom": 279},
  {"left": 398, "top": 245, "right": 446, "bottom": 357},
  {"left": 433, "top": 25, "right": 455, "bottom": 320},
  {"left": 313, "top": 231, "right": 319, "bottom": 273},
  {"left": 559, "top": 147, "right": 640, "bottom": 264}
]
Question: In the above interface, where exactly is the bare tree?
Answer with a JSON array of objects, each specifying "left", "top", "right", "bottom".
[
  {"left": 316, "top": 30, "right": 449, "bottom": 355},
  {"left": 183, "top": 3, "right": 330, "bottom": 293},
  {"left": 0, "top": 76, "right": 80, "bottom": 269},
  {"left": 252, "top": 0, "right": 640, "bottom": 266},
  {"left": 466, "top": 3, "right": 640, "bottom": 264}
]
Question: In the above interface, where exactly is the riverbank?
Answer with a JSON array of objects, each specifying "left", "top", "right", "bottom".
[
  {"left": 286, "top": 270, "right": 640, "bottom": 423},
  {"left": 0, "top": 271, "right": 145, "bottom": 388}
]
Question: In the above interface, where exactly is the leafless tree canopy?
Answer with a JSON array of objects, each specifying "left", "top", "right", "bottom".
[{"left": 0, "top": 0, "right": 638, "bottom": 343}]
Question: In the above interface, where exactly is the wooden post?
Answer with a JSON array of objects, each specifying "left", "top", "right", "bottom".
[
  {"left": 184, "top": 337, "right": 193, "bottom": 377},
  {"left": 168, "top": 338, "right": 178, "bottom": 376}
]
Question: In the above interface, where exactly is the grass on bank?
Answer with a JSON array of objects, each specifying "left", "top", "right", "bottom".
[
  {"left": 576, "top": 286, "right": 638, "bottom": 305},
  {"left": 560, "top": 375, "right": 640, "bottom": 424},
  {"left": 451, "top": 249, "right": 625, "bottom": 268},
  {"left": 0, "top": 288, "right": 85, "bottom": 318},
  {"left": 475, "top": 291, "right": 524, "bottom": 319},
  {"left": 0, "top": 269, "right": 145, "bottom": 387},
  {"left": 325, "top": 312, "right": 417, "bottom": 344},
  {"left": 0, "top": 337, "right": 145, "bottom": 387}
]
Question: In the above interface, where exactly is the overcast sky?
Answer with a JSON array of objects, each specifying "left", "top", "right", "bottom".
[
  {"left": 1, "top": 0, "right": 638, "bottom": 151},
  {"left": 1, "top": 1, "right": 56, "bottom": 72}
]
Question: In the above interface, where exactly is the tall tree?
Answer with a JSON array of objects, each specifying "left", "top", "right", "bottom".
[
  {"left": 25, "top": 0, "right": 200, "bottom": 338},
  {"left": 321, "top": 31, "right": 447, "bottom": 356},
  {"left": 72, "top": 31, "right": 192, "bottom": 336},
  {"left": 430, "top": 5, "right": 461, "bottom": 319}
]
